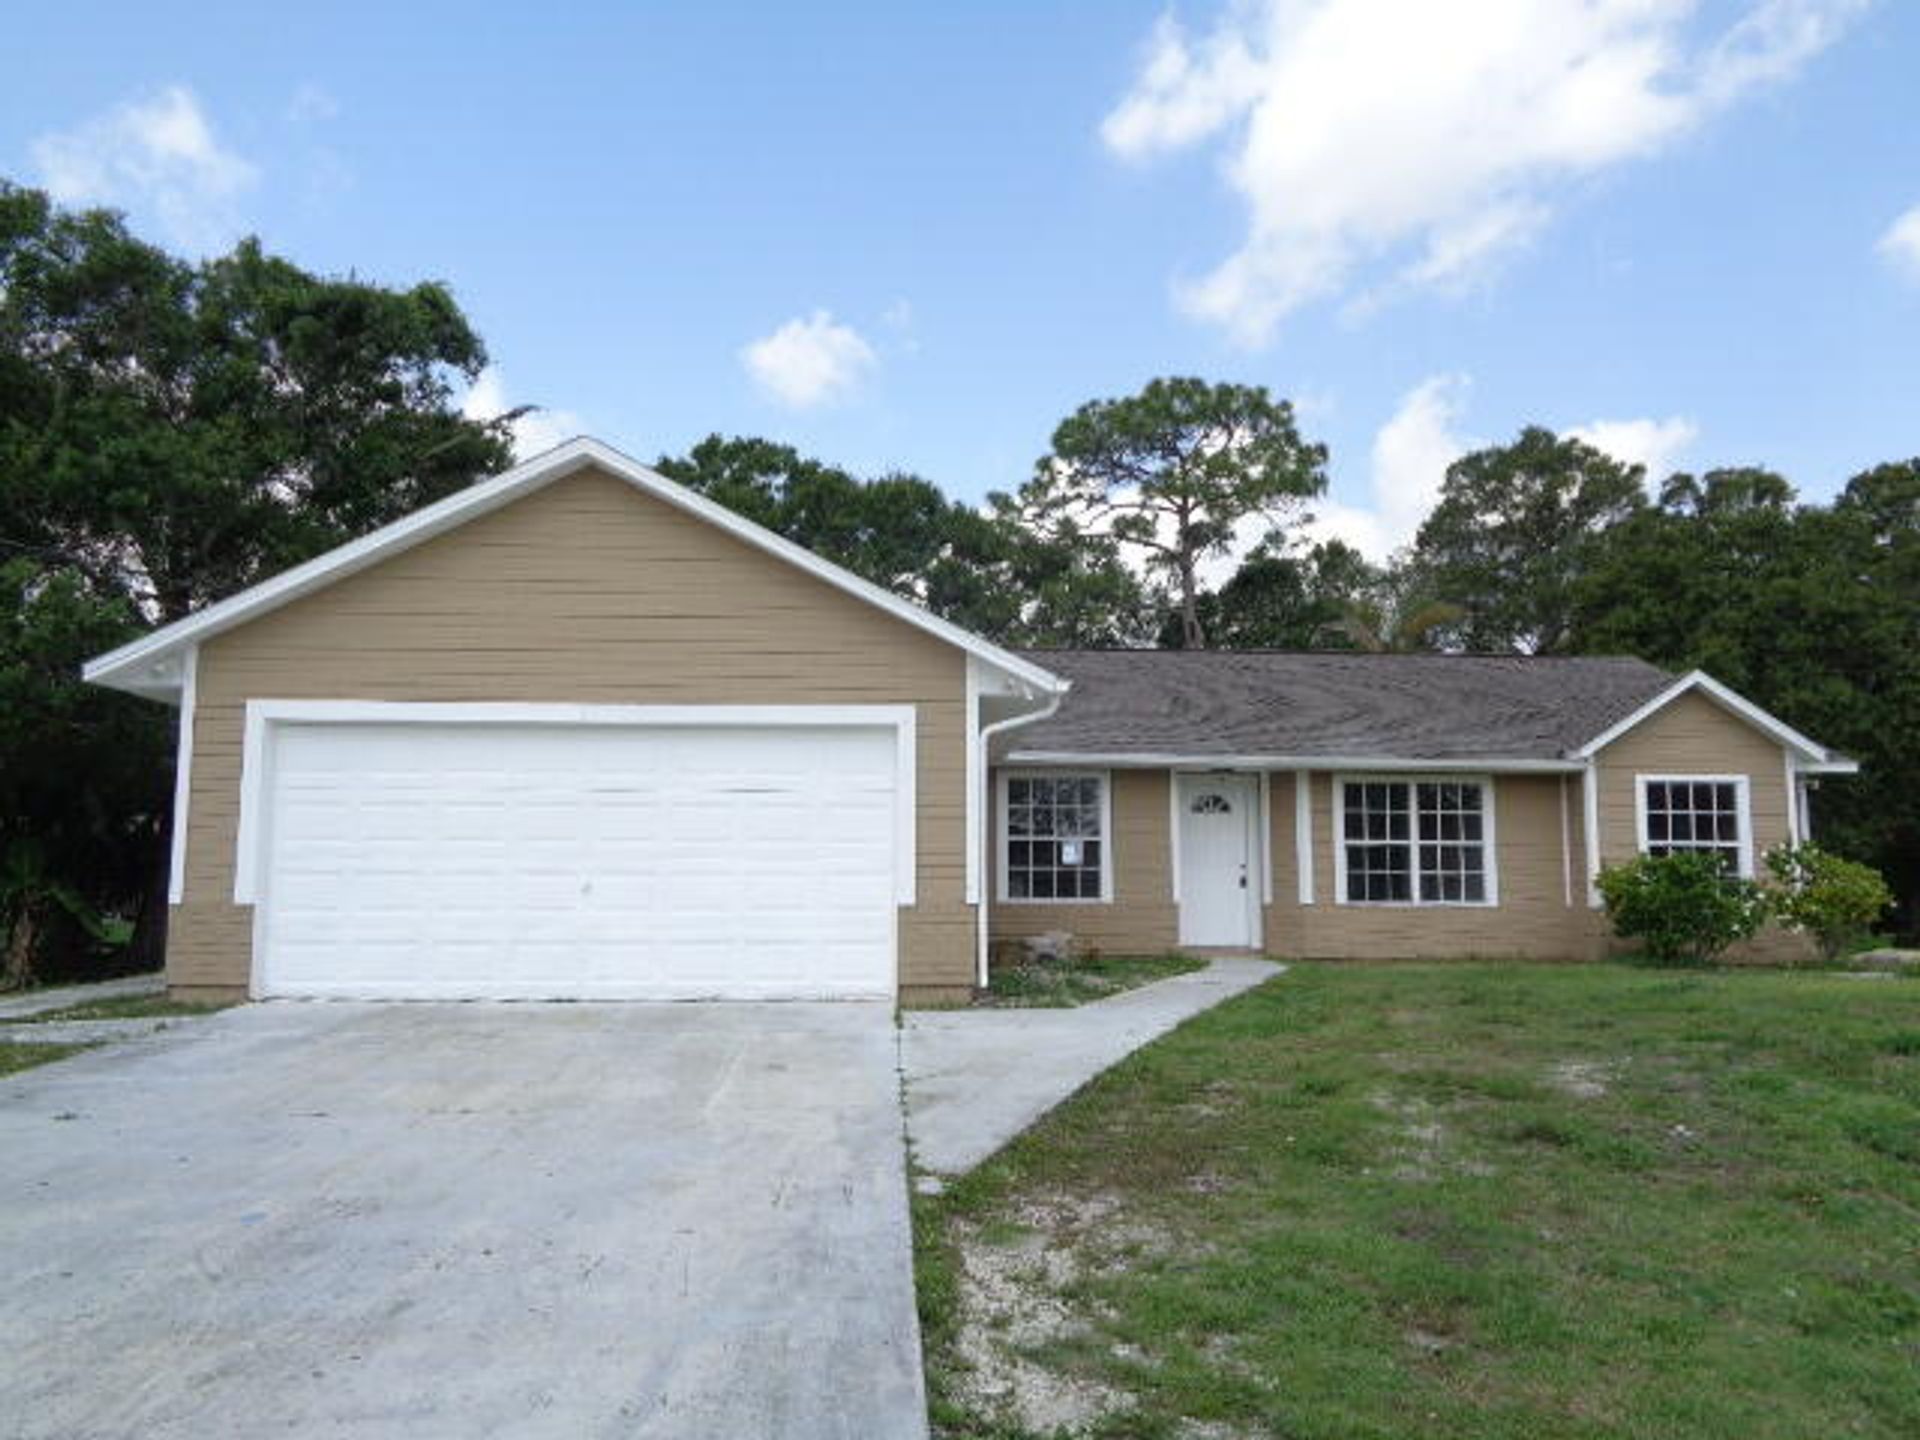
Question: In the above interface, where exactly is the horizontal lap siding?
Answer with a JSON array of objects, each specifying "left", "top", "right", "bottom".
[
  {"left": 1268, "top": 771, "right": 1596, "bottom": 960},
  {"left": 172, "top": 466, "right": 973, "bottom": 997},
  {"left": 987, "top": 768, "right": 1177, "bottom": 953},
  {"left": 1593, "top": 690, "right": 1808, "bottom": 964}
]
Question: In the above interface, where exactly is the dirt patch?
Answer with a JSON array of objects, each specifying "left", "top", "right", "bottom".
[
  {"left": 1370, "top": 1092, "right": 1495, "bottom": 1180},
  {"left": 1547, "top": 1060, "right": 1616, "bottom": 1099},
  {"left": 948, "top": 1193, "right": 1140, "bottom": 1434}
]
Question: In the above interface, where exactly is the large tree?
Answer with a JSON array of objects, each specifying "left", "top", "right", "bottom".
[
  {"left": 1015, "top": 377, "right": 1326, "bottom": 647},
  {"left": 0, "top": 182, "right": 512, "bottom": 977},
  {"left": 1571, "top": 463, "right": 1919, "bottom": 926},
  {"left": 1409, "top": 426, "right": 1644, "bottom": 653},
  {"left": 1169, "top": 537, "right": 1380, "bottom": 650}
]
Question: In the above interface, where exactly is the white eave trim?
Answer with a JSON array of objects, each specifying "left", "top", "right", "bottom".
[
  {"left": 82, "top": 436, "right": 1067, "bottom": 701},
  {"left": 1571, "top": 670, "right": 1834, "bottom": 765},
  {"left": 1002, "top": 751, "right": 1586, "bottom": 774}
]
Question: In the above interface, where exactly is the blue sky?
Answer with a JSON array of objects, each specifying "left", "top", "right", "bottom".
[{"left": 6, "top": 1, "right": 1916, "bottom": 557}]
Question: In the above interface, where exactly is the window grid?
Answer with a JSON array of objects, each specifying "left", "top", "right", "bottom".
[
  {"left": 1642, "top": 778, "right": 1742, "bottom": 872},
  {"left": 1004, "top": 774, "right": 1105, "bottom": 901},
  {"left": 1342, "top": 778, "right": 1491, "bottom": 906}
]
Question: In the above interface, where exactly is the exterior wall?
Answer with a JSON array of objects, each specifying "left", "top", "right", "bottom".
[
  {"left": 985, "top": 693, "right": 1815, "bottom": 966},
  {"left": 1270, "top": 771, "right": 1601, "bottom": 961},
  {"left": 170, "top": 465, "right": 974, "bottom": 1003},
  {"left": 986, "top": 768, "right": 1177, "bottom": 955},
  {"left": 1591, "top": 689, "right": 1811, "bottom": 963}
]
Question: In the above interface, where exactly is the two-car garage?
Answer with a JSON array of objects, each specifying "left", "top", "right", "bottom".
[{"left": 246, "top": 707, "right": 910, "bottom": 1000}]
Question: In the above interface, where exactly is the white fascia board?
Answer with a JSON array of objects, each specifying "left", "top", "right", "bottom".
[
  {"left": 1795, "top": 757, "right": 1861, "bottom": 776},
  {"left": 83, "top": 437, "right": 1066, "bottom": 700},
  {"left": 1573, "top": 670, "right": 1831, "bottom": 763},
  {"left": 1002, "top": 751, "right": 1585, "bottom": 774}
]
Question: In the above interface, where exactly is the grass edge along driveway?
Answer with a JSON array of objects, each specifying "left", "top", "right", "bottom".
[{"left": 915, "top": 963, "right": 1920, "bottom": 1440}]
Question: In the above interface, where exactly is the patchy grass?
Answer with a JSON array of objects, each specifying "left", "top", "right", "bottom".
[
  {"left": 984, "top": 953, "right": 1208, "bottom": 1009},
  {"left": 917, "top": 963, "right": 1920, "bottom": 1439},
  {"left": 17, "top": 995, "right": 231, "bottom": 1025},
  {"left": 0, "top": 1041, "right": 93, "bottom": 1078}
]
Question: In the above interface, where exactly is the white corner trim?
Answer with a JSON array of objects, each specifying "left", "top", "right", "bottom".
[
  {"left": 166, "top": 646, "right": 198, "bottom": 905},
  {"left": 1329, "top": 773, "right": 1500, "bottom": 909},
  {"left": 83, "top": 437, "right": 1067, "bottom": 701},
  {"left": 1259, "top": 771, "right": 1274, "bottom": 906},
  {"left": 1633, "top": 772, "right": 1755, "bottom": 879},
  {"left": 1583, "top": 759, "right": 1603, "bottom": 906},
  {"left": 1294, "top": 771, "right": 1315, "bottom": 906},
  {"left": 995, "top": 766, "right": 1114, "bottom": 906},
  {"left": 1784, "top": 749, "right": 1801, "bottom": 847},
  {"left": 1574, "top": 670, "right": 1830, "bottom": 763},
  {"left": 232, "top": 700, "right": 919, "bottom": 907},
  {"left": 965, "top": 658, "right": 982, "bottom": 906}
]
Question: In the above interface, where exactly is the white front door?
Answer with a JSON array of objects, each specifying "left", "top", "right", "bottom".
[{"left": 1176, "top": 774, "right": 1259, "bottom": 948}]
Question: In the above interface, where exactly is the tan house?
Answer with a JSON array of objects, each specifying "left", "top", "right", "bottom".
[{"left": 84, "top": 439, "right": 1857, "bottom": 1005}]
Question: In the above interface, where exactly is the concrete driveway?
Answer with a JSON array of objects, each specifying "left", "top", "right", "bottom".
[{"left": 0, "top": 1002, "right": 924, "bottom": 1440}]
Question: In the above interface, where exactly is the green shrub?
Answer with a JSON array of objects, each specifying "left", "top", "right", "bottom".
[
  {"left": 1764, "top": 843, "right": 1893, "bottom": 962},
  {"left": 1596, "top": 851, "right": 1770, "bottom": 967}
]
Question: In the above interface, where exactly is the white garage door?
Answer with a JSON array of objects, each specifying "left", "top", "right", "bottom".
[{"left": 256, "top": 721, "right": 899, "bottom": 1000}]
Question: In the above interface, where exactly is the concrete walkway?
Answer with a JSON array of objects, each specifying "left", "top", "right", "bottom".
[
  {"left": 900, "top": 955, "right": 1281, "bottom": 1177},
  {"left": 0, "top": 971, "right": 162, "bottom": 1021}
]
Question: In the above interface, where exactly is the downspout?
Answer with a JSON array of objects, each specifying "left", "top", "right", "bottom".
[{"left": 974, "top": 688, "right": 1067, "bottom": 989}]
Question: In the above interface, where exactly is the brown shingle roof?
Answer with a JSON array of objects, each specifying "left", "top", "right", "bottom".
[{"left": 1006, "top": 650, "right": 1677, "bottom": 762}]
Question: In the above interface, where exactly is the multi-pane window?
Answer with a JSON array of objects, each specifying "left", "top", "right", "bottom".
[
  {"left": 1004, "top": 774, "right": 1106, "bottom": 901},
  {"left": 1341, "top": 778, "right": 1491, "bottom": 904},
  {"left": 1641, "top": 778, "right": 1745, "bottom": 873}
]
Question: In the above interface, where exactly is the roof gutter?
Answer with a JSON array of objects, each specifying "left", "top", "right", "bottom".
[
  {"left": 1001, "top": 750, "right": 1586, "bottom": 774},
  {"left": 975, "top": 688, "right": 1067, "bottom": 990}
]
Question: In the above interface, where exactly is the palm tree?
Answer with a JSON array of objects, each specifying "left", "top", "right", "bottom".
[{"left": 1323, "top": 596, "right": 1466, "bottom": 653}]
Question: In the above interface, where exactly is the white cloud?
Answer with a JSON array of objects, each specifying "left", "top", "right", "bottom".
[
  {"left": 1103, "top": 0, "right": 1868, "bottom": 343},
  {"left": 1878, "top": 203, "right": 1920, "bottom": 283},
  {"left": 287, "top": 82, "right": 340, "bottom": 126},
  {"left": 459, "top": 368, "right": 585, "bottom": 459},
  {"left": 31, "top": 86, "right": 256, "bottom": 252},
  {"left": 1567, "top": 414, "right": 1698, "bottom": 479},
  {"left": 740, "top": 310, "right": 877, "bottom": 409},
  {"left": 1308, "top": 374, "right": 1474, "bottom": 560}
]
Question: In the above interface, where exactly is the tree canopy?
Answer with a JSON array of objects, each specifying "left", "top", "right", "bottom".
[
  {"left": 1013, "top": 377, "right": 1326, "bottom": 647},
  {"left": 0, "top": 182, "right": 512, "bottom": 977}
]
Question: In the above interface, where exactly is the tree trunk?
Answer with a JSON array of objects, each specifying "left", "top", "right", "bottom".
[
  {"left": 1179, "top": 558, "right": 1206, "bottom": 649},
  {"left": 124, "top": 815, "right": 171, "bottom": 977},
  {"left": 4, "top": 903, "right": 38, "bottom": 992}
]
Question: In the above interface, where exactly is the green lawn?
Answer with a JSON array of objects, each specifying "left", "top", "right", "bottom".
[
  {"left": 16, "top": 995, "right": 230, "bottom": 1024},
  {"left": 0, "top": 1040, "right": 93, "bottom": 1078},
  {"left": 916, "top": 963, "right": 1920, "bottom": 1439},
  {"left": 984, "top": 953, "right": 1208, "bottom": 1009}
]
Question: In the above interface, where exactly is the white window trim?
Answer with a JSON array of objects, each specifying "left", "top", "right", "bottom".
[
  {"left": 997, "top": 767, "right": 1114, "bottom": 906},
  {"left": 1332, "top": 773, "right": 1501, "bottom": 908},
  {"left": 234, "top": 700, "right": 919, "bottom": 907},
  {"left": 1295, "top": 771, "right": 1315, "bottom": 905},
  {"left": 1634, "top": 773, "right": 1754, "bottom": 878}
]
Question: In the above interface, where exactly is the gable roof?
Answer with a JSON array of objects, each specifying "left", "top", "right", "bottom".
[
  {"left": 1002, "top": 650, "right": 1690, "bottom": 767},
  {"left": 82, "top": 437, "right": 1069, "bottom": 701},
  {"left": 1569, "top": 668, "right": 1851, "bottom": 769}
]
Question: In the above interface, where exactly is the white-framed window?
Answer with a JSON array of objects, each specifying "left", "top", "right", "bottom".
[
  {"left": 1334, "top": 775, "right": 1498, "bottom": 906},
  {"left": 1637, "top": 775, "right": 1752, "bottom": 876},
  {"left": 999, "top": 770, "right": 1112, "bottom": 903}
]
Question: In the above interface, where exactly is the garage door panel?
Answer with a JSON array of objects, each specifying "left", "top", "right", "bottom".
[{"left": 257, "top": 721, "right": 899, "bottom": 999}]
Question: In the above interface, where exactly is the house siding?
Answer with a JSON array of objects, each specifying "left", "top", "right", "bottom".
[
  {"left": 1591, "top": 689, "right": 1810, "bottom": 963},
  {"left": 986, "top": 768, "right": 1178, "bottom": 954},
  {"left": 169, "top": 464, "right": 975, "bottom": 1003}
]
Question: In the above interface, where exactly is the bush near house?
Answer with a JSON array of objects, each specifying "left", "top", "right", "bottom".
[
  {"left": 1766, "top": 843, "right": 1894, "bottom": 962},
  {"left": 1597, "top": 852, "right": 1770, "bottom": 966}
]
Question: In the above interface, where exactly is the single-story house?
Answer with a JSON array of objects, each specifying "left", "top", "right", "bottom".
[{"left": 84, "top": 439, "right": 1858, "bottom": 1005}]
